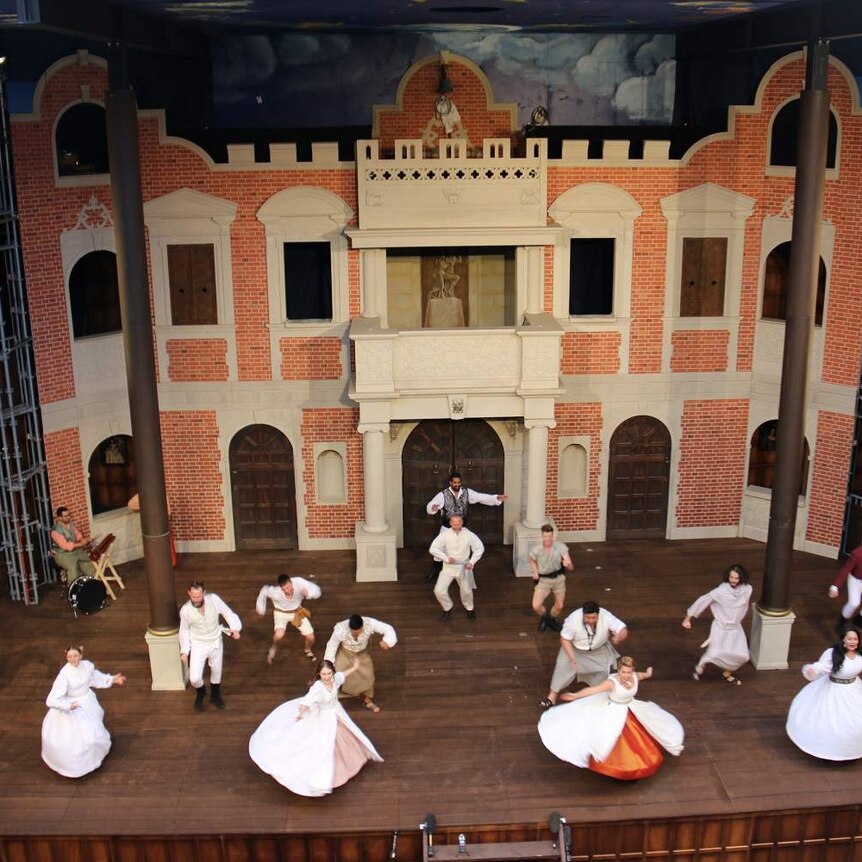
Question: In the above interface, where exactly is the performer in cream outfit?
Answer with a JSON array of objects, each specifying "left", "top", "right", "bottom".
[
  {"left": 429, "top": 515, "right": 484, "bottom": 621},
  {"left": 324, "top": 614, "right": 397, "bottom": 712},
  {"left": 255, "top": 573, "right": 322, "bottom": 664},
  {"left": 179, "top": 581, "right": 242, "bottom": 711}
]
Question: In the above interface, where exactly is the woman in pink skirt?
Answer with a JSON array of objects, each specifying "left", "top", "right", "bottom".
[{"left": 249, "top": 658, "right": 381, "bottom": 796}]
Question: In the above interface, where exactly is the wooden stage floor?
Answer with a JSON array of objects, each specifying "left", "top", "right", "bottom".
[{"left": 1, "top": 537, "right": 858, "bottom": 838}]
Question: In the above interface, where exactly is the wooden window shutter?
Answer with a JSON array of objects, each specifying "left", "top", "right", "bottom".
[
  {"left": 680, "top": 237, "right": 727, "bottom": 317},
  {"left": 167, "top": 244, "right": 217, "bottom": 325}
]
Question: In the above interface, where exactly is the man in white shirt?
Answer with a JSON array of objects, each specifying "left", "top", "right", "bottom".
[
  {"left": 429, "top": 514, "right": 484, "bottom": 621},
  {"left": 179, "top": 581, "right": 242, "bottom": 711},
  {"left": 324, "top": 614, "right": 397, "bottom": 712},
  {"left": 540, "top": 600, "right": 628, "bottom": 708},
  {"left": 425, "top": 471, "right": 506, "bottom": 582},
  {"left": 255, "top": 573, "right": 322, "bottom": 664}
]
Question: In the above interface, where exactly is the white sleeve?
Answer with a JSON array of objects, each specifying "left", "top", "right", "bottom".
[
  {"left": 179, "top": 606, "right": 191, "bottom": 654},
  {"left": 686, "top": 591, "right": 714, "bottom": 620},
  {"left": 426, "top": 491, "right": 445, "bottom": 514},
  {"left": 467, "top": 489, "right": 502, "bottom": 507},
  {"left": 323, "top": 625, "right": 344, "bottom": 663},
  {"left": 297, "top": 578, "right": 322, "bottom": 601},
  {"left": 429, "top": 532, "right": 448, "bottom": 561},
  {"left": 89, "top": 664, "right": 114, "bottom": 689},
  {"left": 45, "top": 667, "right": 72, "bottom": 711},
  {"left": 255, "top": 586, "right": 270, "bottom": 616},
  {"left": 604, "top": 609, "right": 627, "bottom": 633},
  {"left": 369, "top": 617, "right": 398, "bottom": 649},
  {"left": 300, "top": 681, "right": 325, "bottom": 708},
  {"left": 214, "top": 595, "right": 242, "bottom": 632}
]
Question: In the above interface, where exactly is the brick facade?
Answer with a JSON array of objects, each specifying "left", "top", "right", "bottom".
[{"left": 11, "top": 51, "right": 862, "bottom": 556}]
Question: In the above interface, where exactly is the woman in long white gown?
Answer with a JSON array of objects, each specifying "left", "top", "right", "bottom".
[
  {"left": 249, "top": 658, "right": 382, "bottom": 796},
  {"left": 41, "top": 645, "right": 126, "bottom": 778},
  {"left": 538, "top": 656, "right": 684, "bottom": 780},
  {"left": 682, "top": 563, "right": 752, "bottom": 685},
  {"left": 786, "top": 626, "right": 862, "bottom": 761}
]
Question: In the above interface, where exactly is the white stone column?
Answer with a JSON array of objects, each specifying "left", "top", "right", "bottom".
[
  {"left": 524, "top": 421, "right": 550, "bottom": 528},
  {"left": 355, "top": 421, "right": 397, "bottom": 582},
  {"left": 361, "top": 248, "right": 385, "bottom": 320},
  {"left": 513, "top": 418, "right": 554, "bottom": 577},
  {"left": 361, "top": 423, "right": 389, "bottom": 533},
  {"left": 523, "top": 245, "right": 544, "bottom": 315}
]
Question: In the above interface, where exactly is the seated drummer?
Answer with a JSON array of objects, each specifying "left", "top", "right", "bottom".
[{"left": 50, "top": 506, "right": 96, "bottom": 585}]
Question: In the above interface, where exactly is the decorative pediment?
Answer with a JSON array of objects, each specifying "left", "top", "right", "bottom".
[{"left": 144, "top": 188, "right": 238, "bottom": 222}]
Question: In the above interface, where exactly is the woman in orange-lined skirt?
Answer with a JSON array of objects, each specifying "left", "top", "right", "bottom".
[{"left": 538, "top": 656, "right": 684, "bottom": 780}]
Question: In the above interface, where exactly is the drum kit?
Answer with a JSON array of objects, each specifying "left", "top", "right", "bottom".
[{"left": 65, "top": 534, "right": 115, "bottom": 618}]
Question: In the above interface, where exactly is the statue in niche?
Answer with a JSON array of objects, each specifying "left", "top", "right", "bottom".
[{"left": 424, "top": 255, "right": 465, "bottom": 328}]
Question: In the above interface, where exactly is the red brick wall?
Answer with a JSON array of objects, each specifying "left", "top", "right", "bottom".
[
  {"left": 279, "top": 337, "right": 343, "bottom": 380},
  {"left": 807, "top": 411, "right": 855, "bottom": 547},
  {"left": 44, "top": 427, "right": 91, "bottom": 536},
  {"left": 377, "top": 59, "right": 515, "bottom": 151},
  {"left": 160, "top": 411, "right": 225, "bottom": 541},
  {"left": 301, "top": 408, "right": 363, "bottom": 538},
  {"left": 166, "top": 339, "right": 229, "bottom": 382},
  {"left": 677, "top": 399, "right": 749, "bottom": 527},
  {"left": 561, "top": 332, "right": 621, "bottom": 374},
  {"left": 543, "top": 245, "right": 554, "bottom": 313},
  {"left": 670, "top": 331, "right": 730, "bottom": 373},
  {"left": 546, "top": 403, "right": 603, "bottom": 531}
]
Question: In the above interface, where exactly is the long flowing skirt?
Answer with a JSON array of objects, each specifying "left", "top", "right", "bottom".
[
  {"left": 539, "top": 694, "right": 683, "bottom": 780},
  {"left": 41, "top": 691, "right": 111, "bottom": 778},
  {"left": 249, "top": 697, "right": 381, "bottom": 796},
  {"left": 786, "top": 676, "right": 862, "bottom": 761}
]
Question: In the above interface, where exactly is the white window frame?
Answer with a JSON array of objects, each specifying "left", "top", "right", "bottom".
[
  {"left": 257, "top": 187, "right": 353, "bottom": 375},
  {"left": 143, "top": 188, "right": 238, "bottom": 380}
]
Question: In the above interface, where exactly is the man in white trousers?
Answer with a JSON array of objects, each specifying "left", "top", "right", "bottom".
[
  {"left": 429, "top": 515, "right": 484, "bottom": 621},
  {"left": 180, "top": 581, "right": 242, "bottom": 711}
]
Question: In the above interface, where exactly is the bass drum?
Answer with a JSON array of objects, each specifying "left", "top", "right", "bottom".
[{"left": 68, "top": 577, "right": 108, "bottom": 616}]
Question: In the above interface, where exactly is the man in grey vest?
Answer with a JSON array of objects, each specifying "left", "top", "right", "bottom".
[{"left": 425, "top": 471, "right": 507, "bottom": 582}]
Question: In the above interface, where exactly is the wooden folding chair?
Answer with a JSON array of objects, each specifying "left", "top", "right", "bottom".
[{"left": 89, "top": 533, "right": 125, "bottom": 600}]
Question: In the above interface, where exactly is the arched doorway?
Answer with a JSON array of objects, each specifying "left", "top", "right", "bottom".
[
  {"left": 229, "top": 425, "right": 297, "bottom": 550},
  {"left": 402, "top": 419, "right": 504, "bottom": 548},
  {"left": 606, "top": 416, "right": 671, "bottom": 540}
]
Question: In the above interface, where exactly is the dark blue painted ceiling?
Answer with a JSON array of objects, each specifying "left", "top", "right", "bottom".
[{"left": 0, "top": 0, "right": 821, "bottom": 34}]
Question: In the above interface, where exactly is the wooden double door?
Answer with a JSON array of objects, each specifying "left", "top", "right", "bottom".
[
  {"left": 402, "top": 419, "right": 504, "bottom": 548},
  {"left": 229, "top": 425, "right": 297, "bottom": 550},
  {"left": 606, "top": 416, "right": 671, "bottom": 540}
]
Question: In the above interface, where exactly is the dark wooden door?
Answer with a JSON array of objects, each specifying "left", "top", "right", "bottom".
[
  {"left": 402, "top": 419, "right": 504, "bottom": 548},
  {"left": 606, "top": 416, "right": 671, "bottom": 540},
  {"left": 230, "top": 424, "right": 297, "bottom": 550}
]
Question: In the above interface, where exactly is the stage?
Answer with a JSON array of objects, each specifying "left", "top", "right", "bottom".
[{"left": 1, "top": 537, "right": 860, "bottom": 855}]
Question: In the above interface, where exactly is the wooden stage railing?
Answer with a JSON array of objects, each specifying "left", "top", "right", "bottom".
[{"left": 2, "top": 805, "right": 861, "bottom": 862}]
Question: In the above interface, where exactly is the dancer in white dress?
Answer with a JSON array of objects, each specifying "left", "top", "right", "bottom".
[
  {"left": 249, "top": 658, "right": 382, "bottom": 796},
  {"left": 538, "top": 656, "right": 684, "bottom": 780},
  {"left": 786, "top": 626, "right": 862, "bottom": 761},
  {"left": 682, "top": 563, "right": 752, "bottom": 685},
  {"left": 41, "top": 645, "right": 126, "bottom": 778}
]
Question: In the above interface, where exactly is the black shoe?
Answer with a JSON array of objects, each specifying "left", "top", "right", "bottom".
[
  {"left": 439, "top": 610, "right": 451, "bottom": 621},
  {"left": 193, "top": 687, "right": 206, "bottom": 712},
  {"left": 837, "top": 615, "right": 852, "bottom": 635},
  {"left": 538, "top": 615, "right": 549, "bottom": 632},
  {"left": 547, "top": 617, "right": 562, "bottom": 633},
  {"left": 466, "top": 610, "right": 477, "bottom": 621},
  {"left": 210, "top": 684, "right": 225, "bottom": 710},
  {"left": 425, "top": 570, "right": 436, "bottom": 583}
]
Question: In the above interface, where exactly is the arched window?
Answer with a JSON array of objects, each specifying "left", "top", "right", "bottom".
[
  {"left": 88, "top": 435, "right": 137, "bottom": 515},
  {"left": 69, "top": 250, "right": 121, "bottom": 337},
  {"left": 769, "top": 100, "right": 837, "bottom": 169},
  {"left": 762, "top": 242, "right": 826, "bottom": 326},
  {"left": 55, "top": 103, "right": 109, "bottom": 177},
  {"left": 747, "top": 420, "right": 809, "bottom": 496}
]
